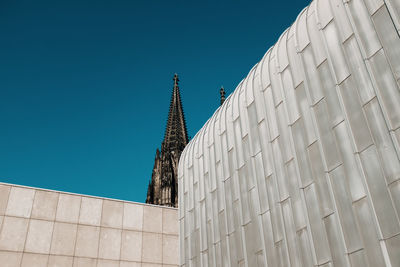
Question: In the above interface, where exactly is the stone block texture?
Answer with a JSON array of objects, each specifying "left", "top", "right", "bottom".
[
  {"left": 178, "top": 0, "right": 400, "bottom": 266},
  {"left": 0, "top": 183, "right": 178, "bottom": 267}
]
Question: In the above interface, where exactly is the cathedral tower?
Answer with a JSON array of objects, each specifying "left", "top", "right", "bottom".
[{"left": 146, "top": 74, "right": 189, "bottom": 207}]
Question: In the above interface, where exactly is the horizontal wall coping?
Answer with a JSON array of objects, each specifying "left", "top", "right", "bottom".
[{"left": 0, "top": 181, "right": 177, "bottom": 210}]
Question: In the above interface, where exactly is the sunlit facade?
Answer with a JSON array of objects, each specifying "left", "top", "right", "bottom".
[
  {"left": 178, "top": 0, "right": 400, "bottom": 266},
  {"left": 0, "top": 183, "right": 178, "bottom": 266}
]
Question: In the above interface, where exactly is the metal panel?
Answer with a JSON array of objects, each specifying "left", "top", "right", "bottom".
[
  {"left": 363, "top": 98, "right": 400, "bottom": 184},
  {"left": 328, "top": 166, "right": 363, "bottom": 253},
  {"left": 346, "top": 0, "right": 382, "bottom": 58},
  {"left": 372, "top": 5, "right": 400, "bottom": 79},
  {"left": 323, "top": 213, "right": 350, "bottom": 267},
  {"left": 353, "top": 197, "right": 386, "bottom": 266},
  {"left": 313, "top": 99, "right": 341, "bottom": 171},
  {"left": 307, "top": 141, "right": 334, "bottom": 217},
  {"left": 297, "top": 228, "right": 314, "bottom": 267},
  {"left": 368, "top": 49, "right": 400, "bottom": 130},
  {"left": 179, "top": 0, "right": 400, "bottom": 266},
  {"left": 339, "top": 76, "right": 373, "bottom": 152},
  {"left": 295, "top": 82, "right": 317, "bottom": 146},
  {"left": 291, "top": 118, "right": 313, "bottom": 188},
  {"left": 385, "top": 233, "right": 400, "bottom": 266},
  {"left": 322, "top": 20, "right": 351, "bottom": 84},
  {"left": 281, "top": 68, "right": 300, "bottom": 125},
  {"left": 304, "top": 183, "right": 331, "bottom": 265},
  {"left": 342, "top": 35, "right": 376, "bottom": 105},
  {"left": 359, "top": 146, "right": 400, "bottom": 238},
  {"left": 333, "top": 122, "right": 366, "bottom": 202},
  {"left": 317, "top": 60, "right": 343, "bottom": 128},
  {"left": 348, "top": 249, "right": 369, "bottom": 267}
]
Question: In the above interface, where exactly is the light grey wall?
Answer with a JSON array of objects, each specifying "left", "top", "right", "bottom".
[
  {"left": 178, "top": 0, "right": 400, "bottom": 266},
  {"left": 0, "top": 183, "right": 178, "bottom": 267}
]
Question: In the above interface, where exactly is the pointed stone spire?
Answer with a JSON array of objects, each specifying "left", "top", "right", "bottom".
[
  {"left": 162, "top": 73, "right": 189, "bottom": 154},
  {"left": 146, "top": 73, "right": 189, "bottom": 207},
  {"left": 173, "top": 73, "right": 179, "bottom": 87},
  {"left": 220, "top": 86, "right": 226, "bottom": 106}
]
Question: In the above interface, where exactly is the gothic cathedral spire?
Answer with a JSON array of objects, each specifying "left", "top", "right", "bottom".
[
  {"left": 220, "top": 86, "right": 226, "bottom": 106},
  {"left": 146, "top": 74, "right": 189, "bottom": 207},
  {"left": 163, "top": 73, "right": 189, "bottom": 153}
]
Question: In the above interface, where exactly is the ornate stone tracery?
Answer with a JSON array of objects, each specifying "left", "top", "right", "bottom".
[{"left": 146, "top": 74, "right": 188, "bottom": 207}]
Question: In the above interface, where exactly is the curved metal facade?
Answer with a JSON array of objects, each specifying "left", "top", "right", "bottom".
[{"left": 178, "top": 0, "right": 400, "bottom": 266}]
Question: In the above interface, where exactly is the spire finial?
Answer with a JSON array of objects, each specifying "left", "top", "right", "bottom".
[
  {"left": 220, "top": 86, "right": 226, "bottom": 106},
  {"left": 173, "top": 73, "right": 179, "bottom": 87}
]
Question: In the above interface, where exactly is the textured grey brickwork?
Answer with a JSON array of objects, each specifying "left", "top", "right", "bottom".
[
  {"left": 178, "top": 0, "right": 400, "bottom": 266},
  {"left": 0, "top": 183, "right": 178, "bottom": 267}
]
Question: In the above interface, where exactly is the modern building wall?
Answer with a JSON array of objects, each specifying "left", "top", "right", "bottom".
[
  {"left": 178, "top": 0, "right": 400, "bottom": 266},
  {"left": 0, "top": 183, "right": 178, "bottom": 267}
]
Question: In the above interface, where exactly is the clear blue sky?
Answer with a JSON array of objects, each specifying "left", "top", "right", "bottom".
[{"left": 0, "top": 0, "right": 310, "bottom": 202}]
